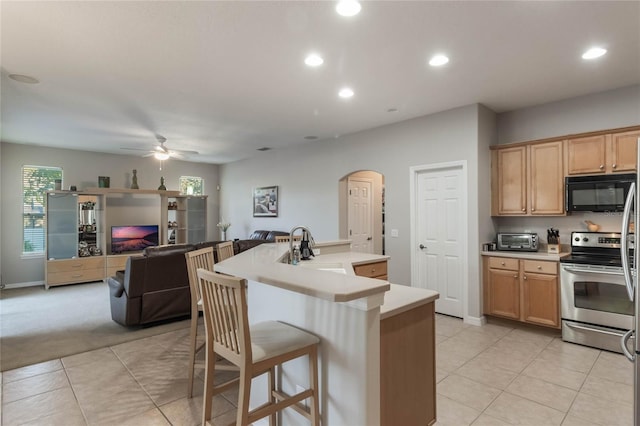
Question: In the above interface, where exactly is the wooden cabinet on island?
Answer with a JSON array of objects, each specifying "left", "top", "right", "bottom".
[
  {"left": 483, "top": 254, "right": 561, "bottom": 329},
  {"left": 566, "top": 129, "right": 639, "bottom": 175},
  {"left": 491, "top": 140, "right": 564, "bottom": 216},
  {"left": 353, "top": 259, "right": 388, "bottom": 280}
]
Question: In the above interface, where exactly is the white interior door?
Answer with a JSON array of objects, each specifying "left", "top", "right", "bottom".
[
  {"left": 348, "top": 178, "right": 374, "bottom": 253},
  {"left": 414, "top": 165, "right": 465, "bottom": 318}
]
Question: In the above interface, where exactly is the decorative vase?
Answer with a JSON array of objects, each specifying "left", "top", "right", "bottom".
[
  {"left": 131, "top": 169, "right": 139, "bottom": 189},
  {"left": 158, "top": 176, "right": 166, "bottom": 191},
  {"left": 222, "top": 230, "right": 227, "bottom": 241}
]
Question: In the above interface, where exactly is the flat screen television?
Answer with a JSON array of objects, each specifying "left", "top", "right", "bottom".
[{"left": 111, "top": 225, "right": 159, "bottom": 254}]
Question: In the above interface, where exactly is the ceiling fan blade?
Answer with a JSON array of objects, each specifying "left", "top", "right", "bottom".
[
  {"left": 171, "top": 149, "right": 199, "bottom": 155},
  {"left": 120, "top": 146, "right": 153, "bottom": 152}
]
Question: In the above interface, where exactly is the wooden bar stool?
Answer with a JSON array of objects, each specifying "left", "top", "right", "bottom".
[
  {"left": 184, "top": 247, "right": 237, "bottom": 398},
  {"left": 216, "top": 241, "right": 235, "bottom": 261},
  {"left": 274, "top": 235, "right": 301, "bottom": 243},
  {"left": 197, "top": 268, "right": 320, "bottom": 426}
]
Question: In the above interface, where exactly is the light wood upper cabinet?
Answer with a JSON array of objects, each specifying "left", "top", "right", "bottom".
[
  {"left": 567, "top": 130, "right": 639, "bottom": 175},
  {"left": 492, "top": 141, "right": 564, "bottom": 216},
  {"left": 609, "top": 130, "right": 640, "bottom": 173},
  {"left": 529, "top": 141, "right": 564, "bottom": 215},
  {"left": 566, "top": 135, "right": 607, "bottom": 174}
]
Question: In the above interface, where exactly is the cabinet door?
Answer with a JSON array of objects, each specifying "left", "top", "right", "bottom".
[
  {"left": 46, "top": 193, "right": 78, "bottom": 259},
  {"left": 609, "top": 130, "right": 639, "bottom": 173},
  {"left": 494, "top": 146, "right": 527, "bottom": 215},
  {"left": 487, "top": 268, "right": 520, "bottom": 319},
  {"left": 522, "top": 272, "right": 559, "bottom": 328},
  {"left": 186, "top": 196, "right": 207, "bottom": 243},
  {"left": 529, "top": 141, "right": 564, "bottom": 215},
  {"left": 567, "top": 135, "right": 607, "bottom": 175}
]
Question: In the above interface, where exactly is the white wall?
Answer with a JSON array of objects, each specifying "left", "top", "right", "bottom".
[
  {"left": 0, "top": 142, "right": 219, "bottom": 286},
  {"left": 497, "top": 84, "right": 640, "bottom": 144},
  {"left": 220, "top": 104, "right": 487, "bottom": 320}
]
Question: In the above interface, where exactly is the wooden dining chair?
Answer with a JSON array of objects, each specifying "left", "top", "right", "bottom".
[
  {"left": 184, "top": 247, "right": 237, "bottom": 398},
  {"left": 216, "top": 241, "right": 235, "bottom": 261},
  {"left": 197, "top": 268, "right": 321, "bottom": 426}
]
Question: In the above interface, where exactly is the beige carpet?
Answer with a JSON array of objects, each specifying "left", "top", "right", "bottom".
[{"left": 0, "top": 281, "right": 190, "bottom": 372}]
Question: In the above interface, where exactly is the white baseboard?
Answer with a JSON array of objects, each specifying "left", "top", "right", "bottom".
[
  {"left": 1, "top": 280, "right": 45, "bottom": 290},
  {"left": 464, "top": 315, "right": 486, "bottom": 327}
]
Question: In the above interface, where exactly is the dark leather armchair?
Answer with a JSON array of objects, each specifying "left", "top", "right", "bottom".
[{"left": 107, "top": 244, "right": 195, "bottom": 326}]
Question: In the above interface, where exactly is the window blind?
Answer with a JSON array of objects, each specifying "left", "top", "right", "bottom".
[{"left": 22, "top": 165, "right": 62, "bottom": 254}]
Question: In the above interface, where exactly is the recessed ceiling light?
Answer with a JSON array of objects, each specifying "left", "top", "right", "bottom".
[
  {"left": 336, "top": 0, "right": 361, "bottom": 17},
  {"left": 305, "top": 54, "right": 324, "bottom": 67},
  {"left": 582, "top": 47, "right": 607, "bottom": 60},
  {"left": 429, "top": 54, "right": 449, "bottom": 67},
  {"left": 304, "top": 136, "right": 319, "bottom": 140},
  {"left": 338, "top": 87, "right": 354, "bottom": 98},
  {"left": 9, "top": 74, "right": 39, "bottom": 84}
]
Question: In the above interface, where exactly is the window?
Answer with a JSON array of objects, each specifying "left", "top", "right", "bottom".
[
  {"left": 179, "top": 176, "right": 203, "bottom": 195},
  {"left": 23, "top": 165, "right": 62, "bottom": 255}
]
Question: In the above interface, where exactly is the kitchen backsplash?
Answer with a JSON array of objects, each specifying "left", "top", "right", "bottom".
[{"left": 492, "top": 211, "right": 628, "bottom": 248}]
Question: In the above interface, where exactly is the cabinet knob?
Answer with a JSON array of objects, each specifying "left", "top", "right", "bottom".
[
  {"left": 513, "top": 274, "right": 518, "bottom": 278},
  {"left": 501, "top": 261, "right": 506, "bottom": 266},
  {"left": 612, "top": 164, "right": 617, "bottom": 169},
  {"left": 537, "top": 265, "right": 542, "bottom": 269},
  {"left": 531, "top": 208, "right": 535, "bottom": 212},
  {"left": 523, "top": 275, "right": 527, "bottom": 280},
  {"left": 599, "top": 164, "right": 604, "bottom": 170},
  {"left": 522, "top": 208, "right": 526, "bottom": 212}
]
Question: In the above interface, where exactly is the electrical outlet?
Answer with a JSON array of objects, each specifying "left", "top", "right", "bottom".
[
  {"left": 296, "top": 385, "right": 308, "bottom": 409},
  {"left": 314, "top": 248, "right": 320, "bottom": 255},
  {"left": 391, "top": 229, "right": 399, "bottom": 237}
]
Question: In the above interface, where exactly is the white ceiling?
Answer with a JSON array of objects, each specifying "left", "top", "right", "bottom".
[{"left": 2, "top": 1, "right": 639, "bottom": 164}]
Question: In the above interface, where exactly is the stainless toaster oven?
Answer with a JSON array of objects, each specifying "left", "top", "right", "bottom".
[{"left": 496, "top": 233, "right": 538, "bottom": 252}]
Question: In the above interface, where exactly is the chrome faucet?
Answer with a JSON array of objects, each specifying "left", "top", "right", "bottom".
[{"left": 289, "top": 226, "right": 315, "bottom": 263}]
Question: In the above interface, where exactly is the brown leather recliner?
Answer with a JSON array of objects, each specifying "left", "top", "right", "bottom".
[{"left": 107, "top": 243, "right": 196, "bottom": 326}]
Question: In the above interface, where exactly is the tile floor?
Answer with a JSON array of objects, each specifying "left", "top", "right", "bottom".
[{"left": 1, "top": 315, "right": 635, "bottom": 425}]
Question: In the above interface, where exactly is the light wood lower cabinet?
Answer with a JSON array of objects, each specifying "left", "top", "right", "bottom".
[
  {"left": 353, "top": 260, "right": 388, "bottom": 280},
  {"left": 380, "top": 302, "right": 436, "bottom": 426},
  {"left": 46, "top": 257, "right": 105, "bottom": 289},
  {"left": 483, "top": 256, "right": 560, "bottom": 329}
]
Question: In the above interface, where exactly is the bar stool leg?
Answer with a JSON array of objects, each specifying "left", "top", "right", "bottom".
[
  {"left": 268, "top": 366, "right": 277, "bottom": 426},
  {"left": 237, "top": 369, "right": 252, "bottom": 425},
  {"left": 309, "top": 346, "right": 320, "bottom": 426},
  {"left": 202, "top": 341, "right": 216, "bottom": 426},
  {"left": 187, "top": 312, "right": 198, "bottom": 398}
]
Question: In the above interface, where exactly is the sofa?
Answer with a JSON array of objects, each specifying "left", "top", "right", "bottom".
[
  {"left": 107, "top": 231, "right": 288, "bottom": 326},
  {"left": 107, "top": 244, "right": 196, "bottom": 326}
]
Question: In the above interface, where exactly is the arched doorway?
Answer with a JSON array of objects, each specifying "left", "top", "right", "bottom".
[{"left": 338, "top": 170, "right": 385, "bottom": 254}]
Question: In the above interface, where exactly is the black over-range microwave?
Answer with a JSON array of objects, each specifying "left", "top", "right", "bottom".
[{"left": 565, "top": 173, "right": 636, "bottom": 212}]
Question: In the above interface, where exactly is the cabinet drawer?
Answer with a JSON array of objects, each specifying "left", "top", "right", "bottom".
[
  {"left": 47, "top": 268, "right": 104, "bottom": 285},
  {"left": 523, "top": 260, "right": 557, "bottom": 275},
  {"left": 354, "top": 261, "right": 388, "bottom": 278},
  {"left": 487, "top": 257, "right": 519, "bottom": 271},
  {"left": 106, "top": 255, "right": 129, "bottom": 270},
  {"left": 47, "top": 257, "right": 105, "bottom": 273}
]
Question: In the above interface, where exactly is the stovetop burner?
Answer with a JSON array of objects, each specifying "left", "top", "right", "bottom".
[{"left": 559, "top": 254, "right": 623, "bottom": 267}]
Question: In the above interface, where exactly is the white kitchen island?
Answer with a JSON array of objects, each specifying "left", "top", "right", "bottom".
[{"left": 215, "top": 241, "right": 438, "bottom": 426}]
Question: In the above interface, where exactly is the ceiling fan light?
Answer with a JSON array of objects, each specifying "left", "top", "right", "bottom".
[{"left": 154, "top": 151, "right": 170, "bottom": 160}]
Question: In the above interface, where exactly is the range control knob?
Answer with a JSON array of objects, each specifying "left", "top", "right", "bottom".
[
  {"left": 575, "top": 237, "right": 580, "bottom": 242},
  {"left": 583, "top": 237, "right": 589, "bottom": 242}
]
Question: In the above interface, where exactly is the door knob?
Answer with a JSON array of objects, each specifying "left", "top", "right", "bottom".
[
  {"left": 419, "top": 244, "right": 426, "bottom": 250},
  {"left": 367, "top": 236, "right": 372, "bottom": 241}
]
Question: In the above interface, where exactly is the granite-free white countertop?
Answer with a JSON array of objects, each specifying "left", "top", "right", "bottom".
[
  {"left": 380, "top": 284, "right": 439, "bottom": 320},
  {"left": 480, "top": 250, "right": 570, "bottom": 261},
  {"left": 214, "top": 241, "right": 391, "bottom": 303}
]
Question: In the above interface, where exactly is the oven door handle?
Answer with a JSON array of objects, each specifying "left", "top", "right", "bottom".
[
  {"left": 621, "top": 329, "right": 636, "bottom": 362},
  {"left": 565, "top": 321, "right": 627, "bottom": 338},
  {"left": 562, "top": 266, "right": 624, "bottom": 276}
]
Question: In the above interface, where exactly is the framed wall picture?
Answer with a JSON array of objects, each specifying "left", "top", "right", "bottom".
[{"left": 253, "top": 186, "right": 278, "bottom": 217}]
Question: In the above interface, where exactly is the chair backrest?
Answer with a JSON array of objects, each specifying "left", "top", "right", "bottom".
[
  {"left": 197, "top": 268, "right": 250, "bottom": 367},
  {"left": 274, "top": 235, "right": 301, "bottom": 243},
  {"left": 185, "top": 247, "right": 215, "bottom": 308},
  {"left": 217, "top": 241, "right": 235, "bottom": 261}
]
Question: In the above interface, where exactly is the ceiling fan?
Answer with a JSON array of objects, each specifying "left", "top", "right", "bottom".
[{"left": 120, "top": 135, "right": 199, "bottom": 160}]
